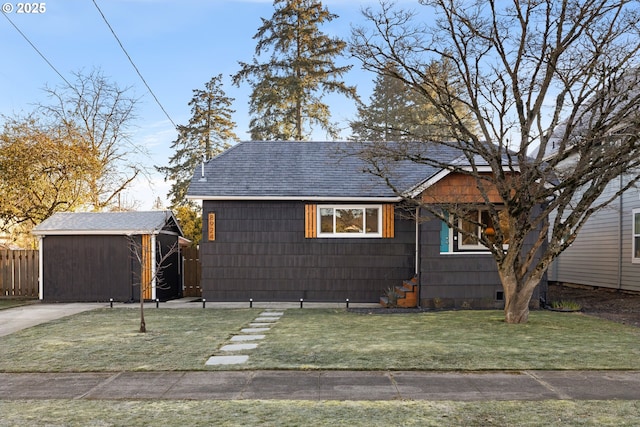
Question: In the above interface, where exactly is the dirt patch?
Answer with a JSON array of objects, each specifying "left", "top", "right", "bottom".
[
  {"left": 351, "top": 283, "right": 640, "bottom": 328},
  {"left": 547, "top": 282, "right": 640, "bottom": 328}
]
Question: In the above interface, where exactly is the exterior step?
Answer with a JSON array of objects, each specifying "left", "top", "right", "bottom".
[{"left": 379, "top": 277, "right": 419, "bottom": 308}]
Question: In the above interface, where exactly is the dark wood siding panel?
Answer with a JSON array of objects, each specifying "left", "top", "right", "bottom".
[
  {"left": 200, "top": 201, "right": 415, "bottom": 302},
  {"left": 42, "top": 235, "right": 132, "bottom": 302},
  {"left": 419, "top": 211, "right": 546, "bottom": 306},
  {"left": 156, "top": 234, "right": 182, "bottom": 301}
]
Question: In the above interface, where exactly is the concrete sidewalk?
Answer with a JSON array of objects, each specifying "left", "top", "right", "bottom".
[{"left": 0, "top": 370, "right": 639, "bottom": 401}]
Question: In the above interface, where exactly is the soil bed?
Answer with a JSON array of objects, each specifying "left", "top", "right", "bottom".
[
  {"left": 547, "top": 282, "right": 640, "bottom": 328},
  {"left": 351, "top": 282, "right": 640, "bottom": 328}
]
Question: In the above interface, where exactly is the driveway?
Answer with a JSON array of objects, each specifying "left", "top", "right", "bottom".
[{"left": 0, "top": 303, "right": 104, "bottom": 337}]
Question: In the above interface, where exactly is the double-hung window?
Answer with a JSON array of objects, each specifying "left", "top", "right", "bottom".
[{"left": 633, "top": 209, "right": 640, "bottom": 263}]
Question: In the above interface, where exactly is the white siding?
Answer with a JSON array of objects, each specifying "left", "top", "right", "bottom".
[{"left": 550, "top": 174, "right": 640, "bottom": 292}]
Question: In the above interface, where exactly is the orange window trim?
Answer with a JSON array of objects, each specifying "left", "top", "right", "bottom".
[
  {"left": 383, "top": 204, "right": 395, "bottom": 238},
  {"left": 304, "top": 203, "right": 394, "bottom": 238},
  {"left": 305, "top": 204, "right": 317, "bottom": 238},
  {"left": 141, "top": 234, "right": 153, "bottom": 300}
]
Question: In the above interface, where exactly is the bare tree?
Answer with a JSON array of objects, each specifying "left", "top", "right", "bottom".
[
  {"left": 350, "top": 0, "right": 640, "bottom": 323},
  {"left": 40, "top": 68, "right": 143, "bottom": 211},
  {"left": 127, "top": 235, "right": 179, "bottom": 333}
]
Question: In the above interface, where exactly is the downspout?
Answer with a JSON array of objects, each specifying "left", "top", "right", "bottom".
[
  {"left": 415, "top": 206, "right": 421, "bottom": 307},
  {"left": 38, "top": 236, "right": 44, "bottom": 300},
  {"left": 618, "top": 174, "right": 623, "bottom": 290}
]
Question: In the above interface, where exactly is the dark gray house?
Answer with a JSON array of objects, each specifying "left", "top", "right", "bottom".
[
  {"left": 32, "top": 211, "right": 185, "bottom": 302},
  {"left": 187, "top": 141, "right": 545, "bottom": 308}
]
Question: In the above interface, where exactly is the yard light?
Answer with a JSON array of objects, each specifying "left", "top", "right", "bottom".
[
  {"left": 300, "top": 298, "right": 304, "bottom": 308},
  {"left": 202, "top": 298, "right": 206, "bottom": 309},
  {"left": 110, "top": 298, "right": 113, "bottom": 308},
  {"left": 156, "top": 298, "right": 160, "bottom": 308},
  {"left": 249, "top": 298, "right": 253, "bottom": 308},
  {"left": 346, "top": 298, "right": 349, "bottom": 308}
]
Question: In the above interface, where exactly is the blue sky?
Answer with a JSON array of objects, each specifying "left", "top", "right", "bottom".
[{"left": 1, "top": 0, "right": 405, "bottom": 209}]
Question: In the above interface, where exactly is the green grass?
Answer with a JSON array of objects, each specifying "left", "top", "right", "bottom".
[
  {"left": 241, "top": 309, "right": 640, "bottom": 371},
  {"left": 0, "top": 308, "right": 638, "bottom": 426},
  {"left": 0, "top": 400, "right": 639, "bottom": 426},
  {"left": 0, "top": 299, "right": 37, "bottom": 310},
  {"left": 0, "top": 308, "right": 258, "bottom": 372},
  {"left": 0, "top": 308, "right": 638, "bottom": 372}
]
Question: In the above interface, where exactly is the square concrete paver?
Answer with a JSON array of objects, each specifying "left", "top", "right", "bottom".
[
  {"left": 231, "top": 334, "right": 265, "bottom": 341},
  {"left": 260, "top": 312, "right": 284, "bottom": 316},
  {"left": 250, "top": 323, "right": 273, "bottom": 327},
  {"left": 254, "top": 317, "right": 279, "bottom": 323},
  {"left": 220, "top": 343, "right": 259, "bottom": 352},
  {"left": 241, "top": 327, "right": 270, "bottom": 333},
  {"left": 205, "top": 355, "right": 249, "bottom": 365}
]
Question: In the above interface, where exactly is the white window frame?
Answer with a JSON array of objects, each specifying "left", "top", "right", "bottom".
[
  {"left": 456, "top": 209, "right": 510, "bottom": 251},
  {"left": 632, "top": 208, "right": 640, "bottom": 263},
  {"left": 317, "top": 205, "right": 383, "bottom": 238}
]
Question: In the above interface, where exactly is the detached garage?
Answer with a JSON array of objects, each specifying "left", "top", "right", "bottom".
[{"left": 32, "top": 211, "right": 185, "bottom": 302}]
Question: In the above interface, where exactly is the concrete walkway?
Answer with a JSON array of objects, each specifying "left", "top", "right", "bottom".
[{"left": 0, "top": 370, "right": 639, "bottom": 401}]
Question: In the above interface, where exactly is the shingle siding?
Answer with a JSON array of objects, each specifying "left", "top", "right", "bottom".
[
  {"left": 419, "top": 216, "right": 504, "bottom": 307},
  {"left": 200, "top": 200, "right": 415, "bottom": 302}
]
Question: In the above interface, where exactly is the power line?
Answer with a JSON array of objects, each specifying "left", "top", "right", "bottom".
[
  {"left": 2, "top": 11, "right": 73, "bottom": 89},
  {"left": 91, "top": 0, "right": 178, "bottom": 129}
]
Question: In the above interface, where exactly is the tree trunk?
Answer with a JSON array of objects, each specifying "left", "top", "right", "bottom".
[
  {"left": 503, "top": 290, "right": 532, "bottom": 324},
  {"left": 139, "top": 276, "right": 146, "bottom": 333},
  {"left": 499, "top": 268, "right": 536, "bottom": 324}
]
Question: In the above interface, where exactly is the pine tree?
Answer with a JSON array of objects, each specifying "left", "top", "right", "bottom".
[
  {"left": 157, "top": 75, "right": 238, "bottom": 207},
  {"left": 233, "top": 0, "right": 358, "bottom": 141},
  {"left": 351, "top": 61, "right": 474, "bottom": 142}
]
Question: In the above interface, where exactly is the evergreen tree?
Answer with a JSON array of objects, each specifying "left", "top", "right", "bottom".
[
  {"left": 158, "top": 75, "right": 238, "bottom": 207},
  {"left": 351, "top": 61, "right": 475, "bottom": 142},
  {"left": 233, "top": 0, "right": 358, "bottom": 141}
]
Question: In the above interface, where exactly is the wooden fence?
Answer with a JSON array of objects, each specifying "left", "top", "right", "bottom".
[
  {"left": 182, "top": 246, "right": 201, "bottom": 298},
  {"left": 0, "top": 250, "right": 39, "bottom": 298}
]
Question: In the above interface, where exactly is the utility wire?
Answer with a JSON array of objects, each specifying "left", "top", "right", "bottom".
[
  {"left": 2, "top": 11, "right": 74, "bottom": 89},
  {"left": 91, "top": 0, "right": 178, "bottom": 129}
]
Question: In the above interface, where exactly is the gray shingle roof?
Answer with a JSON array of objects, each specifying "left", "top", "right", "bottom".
[
  {"left": 186, "top": 141, "right": 460, "bottom": 200},
  {"left": 32, "top": 211, "right": 182, "bottom": 236}
]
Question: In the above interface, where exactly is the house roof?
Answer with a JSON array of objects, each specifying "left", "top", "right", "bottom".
[
  {"left": 32, "top": 211, "right": 183, "bottom": 236},
  {"left": 186, "top": 141, "right": 462, "bottom": 201}
]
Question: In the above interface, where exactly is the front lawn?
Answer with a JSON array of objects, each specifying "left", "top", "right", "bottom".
[
  {"left": 0, "top": 400, "right": 639, "bottom": 426},
  {"left": 0, "top": 308, "right": 638, "bottom": 372}
]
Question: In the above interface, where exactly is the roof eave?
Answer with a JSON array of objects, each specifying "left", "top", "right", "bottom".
[{"left": 186, "top": 195, "right": 402, "bottom": 202}]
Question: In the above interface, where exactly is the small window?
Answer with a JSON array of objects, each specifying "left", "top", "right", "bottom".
[
  {"left": 633, "top": 209, "right": 640, "bottom": 263},
  {"left": 318, "top": 205, "right": 382, "bottom": 238},
  {"left": 457, "top": 209, "right": 510, "bottom": 251}
]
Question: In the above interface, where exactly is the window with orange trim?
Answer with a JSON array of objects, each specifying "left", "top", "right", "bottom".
[{"left": 305, "top": 204, "right": 394, "bottom": 238}]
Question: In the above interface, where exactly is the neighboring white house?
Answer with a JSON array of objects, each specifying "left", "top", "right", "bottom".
[{"left": 548, "top": 172, "right": 640, "bottom": 293}]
